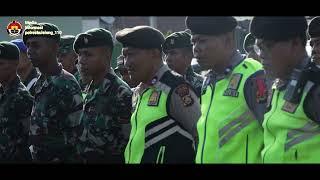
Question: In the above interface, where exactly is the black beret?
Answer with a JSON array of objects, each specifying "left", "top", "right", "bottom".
[
  {"left": 162, "top": 30, "right": 192, "bottom": 54},
  {"left": 308, "top": 16, "right": 320, "bottom": 38},
  {"left": 74, "top": 28, "right": 114, "bottom": 54},
  {"left": 23, "top": 22, "right": 60, "bottom": 44},
  {"left": 0, "top": 41, "right": 20, "bottom": 61},
  {"left": 243, "top": 33, "right": 256, "bottom": 53},
  {"left": 250, "top": 16, "right": 308, "bottom": 41},
  {"left": 59, "top": 35, "right": 75, "bottom": 54},
  {"left": 115, "top": 26, "right": 165, "bottom": 50},
  {"left": 185, "top": 16, "right": 238, "bottom": 35}
]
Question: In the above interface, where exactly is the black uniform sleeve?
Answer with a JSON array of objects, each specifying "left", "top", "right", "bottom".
[
  {"left": 243, "top": 70, "right": 267, "bottom": 124},
  {"left": 304, "top": 85, "right": 320, "bottom": 123}
]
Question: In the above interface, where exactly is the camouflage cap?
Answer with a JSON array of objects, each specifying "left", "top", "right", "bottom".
[
  {"left": 250, "top": 16, "right": 307, "bottom": 41},
  {"left": 0, "top": 41, "right": 20, "bottom": 61},
  {"left": 23, "top": 22, "right": 60, "bottom": 44},
  {"left": 308, "top": 16, "right": 320, "bottom": 38},
  {"left": 73, "top": 28, "right": 114, "bottom": 54},
  {"left": 162, "top": 30, "right": 192, "bottom": 54},
  {"left": 59, "top": 35, "right": 76, "bottom": 54},
  {"left": 115, "top": 26, "right": 165, "bottom": 50},
  {"left": 185, "top": 16, "right": 237, "bottom": 35}
]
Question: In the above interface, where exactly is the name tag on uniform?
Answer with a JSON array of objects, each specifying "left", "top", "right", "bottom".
[
  {"left": 148, "top": 90, "right": 161, "bottom": 106},
  {"left": 281, "top": 101, "right": 298, "bottom": 113},
  {"left": 223, "top": 73, "right": 243, "bottom": 97}
]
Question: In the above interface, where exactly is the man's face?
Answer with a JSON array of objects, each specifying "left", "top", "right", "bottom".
[
  {"left": 26, "top": 37, "right": 57, "bottom": 68},
  {"left": 0, "top": 59, "right": 17, "bottom": 83},
  {"left": 58, "top": 51, "right": 78, "bottom": 73},
  {"left": 78, "top": 46, "right": 109, "bottom": 80},
  {"left": 310, "top": 37, "right": 320, "bottom": 65},
  {"left": 191, "top": 34, "right": 227, "bottom": 70},
  {"left": 256, "top": 39, "right": 294, "bottom": 78},
  {"left": 165, "top": 48, "right": 191, "bottom": 75},
  {"left": 123, "top": 47, "right": 154, "bottom": 83},
  {"left": 17, "top": 52, "right": 32, "bottom": 72}
]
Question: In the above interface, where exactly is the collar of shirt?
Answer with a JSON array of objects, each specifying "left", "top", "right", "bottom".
[
  {"left": 86, "top": 68, "right": 115, "bottom": 93},
  {"left": 24, "top": 68, "right": 40, "bottom": 85}
]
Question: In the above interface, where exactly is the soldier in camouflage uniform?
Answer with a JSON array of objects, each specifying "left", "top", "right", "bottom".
[
  {"left": 58, "top": 35, "right": 78, "bottom": 75},
  {"left": 162, "top": 30, "right": 204, "bottom": 97},
  {"left": 10, "top": 39, "right": 40, "bottom": 97},
  {"left": 23, "top": 23, "right": 84, "bottom": 162},
  {"left": 74, "top": 28, "right": 132, "bottom": 163},
  {"left": 0, "top": 41, "right": 33, "bottom": 162}
]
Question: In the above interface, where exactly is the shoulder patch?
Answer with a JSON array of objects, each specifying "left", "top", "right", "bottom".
[
  {"left": 175, "top": 84, "right": 194, "bottom": 107},
  {"left": 256, "top": 78, "right": 267, "bottom": 103}
]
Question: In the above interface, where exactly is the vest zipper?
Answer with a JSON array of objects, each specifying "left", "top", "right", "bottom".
[
  {"left": 262, "top": 90, "right": 280, "bottom": 162},
  {"left": 127, "top": 90, "right": 147, "bottom": 163},
  {"left": 201, "top": 84, "right": 215, "bottom": 163}
]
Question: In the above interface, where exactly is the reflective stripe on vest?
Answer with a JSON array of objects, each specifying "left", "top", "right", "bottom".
[
  {"left": 263, "top": 81, "right": 320, "bottom": 163},
  {"left": 125, "top": 88, "right": 169, "bottom": 163},
  {"left": 196, "top": 58, "right": 264, "bottom": 163}
]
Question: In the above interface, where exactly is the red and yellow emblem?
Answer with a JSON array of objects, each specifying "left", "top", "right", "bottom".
[{"left": 7, "top": 20, "right": 23, "bottom": 37}]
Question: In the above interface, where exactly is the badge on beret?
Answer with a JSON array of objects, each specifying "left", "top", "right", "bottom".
[
  {"left": 281, "top": 101, "right": 298, "bottom": 113},
  {"left": 148, "top": 90, "right": 161, "bottom": 106},
  {"left": 176, "top": 84, "right": 194, "bottom": 107},
  {"left": 170, "top": 39, "right": 175, "bottom": 45},
  {"left": 223, "top": 73, "right": 243, "bottom": 97},
  {"left": 256, "top": 78, "right": 267, "bottom": 103},
  {"left": 84, "top": 37, "right": 89, "bottom": 44}
]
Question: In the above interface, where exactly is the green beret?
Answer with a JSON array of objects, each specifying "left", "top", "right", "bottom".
[
  {"left": 0, "top": 41, "right": 20, "bottom": 61},
  {"left": 59, "top": 35, "right": 75, "bottom": 54},
  {"left": 250, "top": 16, "right": 307, "bottom": 41},
  {"left": 73, "top": 28, "right": 114, "bottom": 54},
  {"left": 185, "top": 16, "right": 237, "bottom": 35},
  {"left": 23, "top": 22, "right": 60, "bottom": 44},
  {"left": 243, "top": 33, "right": 256, "bottom": 53},
  {"left": 115, "top": 26, "right": 165, "bottom": 50},
  {"left": 308, "top": 16, "right": 320, "bottom": 38},
  {"left": 162, "top": 30, "right": 192, "bottom": 54}
]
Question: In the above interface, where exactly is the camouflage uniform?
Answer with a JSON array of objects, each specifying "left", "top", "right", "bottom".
[
  {"left": 22, "top": 67, "right": 40, "bottom": 97},
  {"left": 184, "top": 66, "right": 204, "bottom": 97},
  {"left": 0, "top": 77, "right": 33, "bottom": 162},
  {"left": 30, "top": 64, "right": 83, "bottom": 162},
  {"left": 78, "top": 69, "right": 132, "bottom": 163},
  {"left": 74, "top": 71, "right": 87, "bottom": 91}
]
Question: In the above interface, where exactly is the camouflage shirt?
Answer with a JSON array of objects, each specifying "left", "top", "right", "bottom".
[
  {"left": 184, "top": 66, "right": 204, "bottom": 97},
  {"left": 22, "top": 68, "right": 40, "bottom": 97},
  {"left": 0, "top": 77, "right": 33, "bottom": 162},
  {"left": 74, "top": 71, "right": 87, "bottom": 92},
  {"left": 78, "top": 70, "right": 132, "bottom": 163},
  {"left": 30, "top": 64, "right": 83, "bottom": 162}
]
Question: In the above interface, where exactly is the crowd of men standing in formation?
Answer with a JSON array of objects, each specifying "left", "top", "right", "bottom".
[{"left": 0, "top": 16, "right": 320, "bottom": 163}]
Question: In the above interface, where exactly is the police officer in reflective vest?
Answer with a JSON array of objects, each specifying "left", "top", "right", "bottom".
[
  {"left": 250, "top": 16, "right": 320, "bottom": 163},
  {"left": 186, "top": 16, "right": 267, "bottom": 163},
  {"left": 116, "top": 26, "right": 201, "bottom": 164}
]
